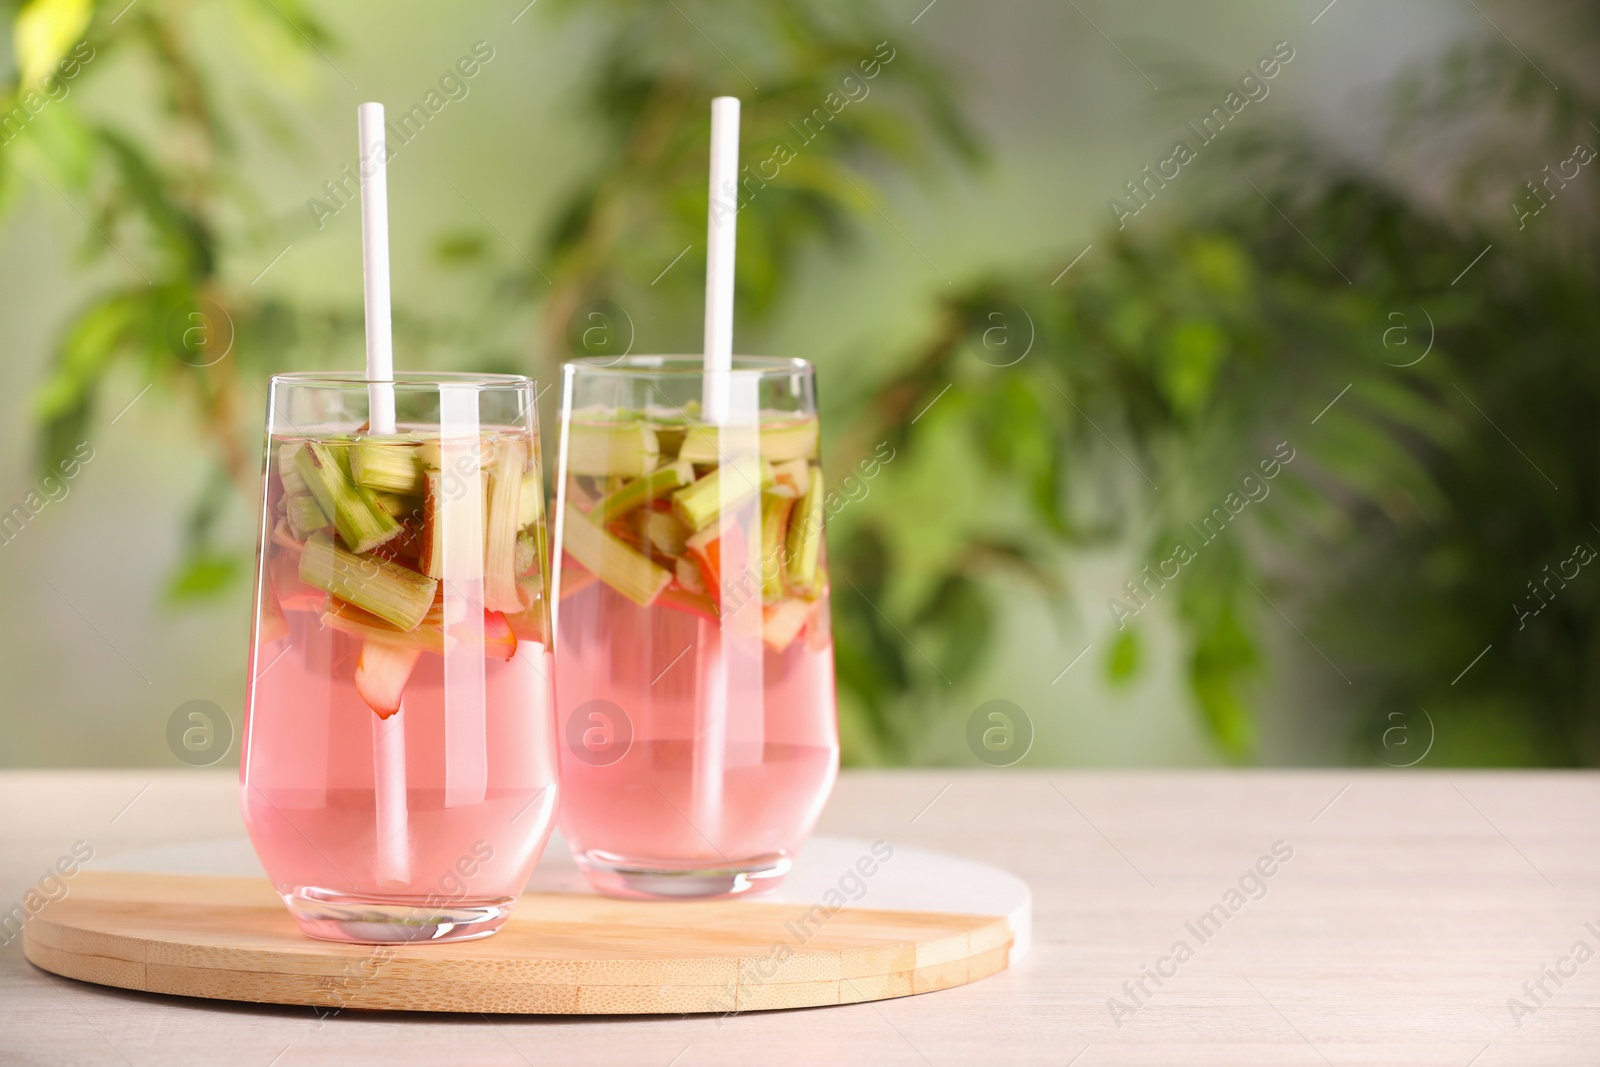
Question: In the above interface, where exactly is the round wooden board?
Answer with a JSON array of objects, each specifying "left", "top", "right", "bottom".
[{"left": 23, "top": 838, "right": 1025, "bottom": 1015}]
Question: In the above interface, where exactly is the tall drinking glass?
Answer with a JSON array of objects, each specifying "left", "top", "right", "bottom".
[
  {"left": 243, "top": 372, "right": 557, "bottom": 943},
  {"left": 552, "top": 356, "right": 838, "bottom": 898}
]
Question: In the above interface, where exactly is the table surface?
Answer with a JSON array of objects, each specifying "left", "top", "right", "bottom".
[{"left": 2, "top": 769, "right": 1595, "bottom": 1066}]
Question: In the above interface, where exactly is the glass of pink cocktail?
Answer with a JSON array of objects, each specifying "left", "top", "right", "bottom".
[
  {"left": 242, "top": 372, "right": 557, "bottom": 943},
  {"left": 552, "top": 356, "right": 838, "bottom": 899}
]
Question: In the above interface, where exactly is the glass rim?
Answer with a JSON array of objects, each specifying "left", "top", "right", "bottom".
[
  {"left": 270, "top": 370, "right": 534, "bottom": 388},
  {"left": 564, "top": 355, "right": 813, "bottom": 377}
]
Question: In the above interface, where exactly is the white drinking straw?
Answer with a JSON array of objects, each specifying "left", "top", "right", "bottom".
[
  {"left": 358, "top": 102, "right": 410, "bottom": 886},
  {"left": 701, "top": 96, "right": 740, "bottom": 425},
  {"left": 360, "top": 103, "right": 397, "bottom": 436},
  {"left": 692, "top": 97, "right": 741, "bottom": 845}
]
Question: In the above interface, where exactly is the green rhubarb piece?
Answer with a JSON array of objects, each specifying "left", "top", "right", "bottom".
[
  {"left": 299, "top": 531, "right": 438, "bottom": 631},
  {"left": 350, "top": 441, "right": 425, "bottom": 494},
  {"left": 654, "top": 424, "right": 687, "bottom": 459},
  {"left": 785, "top": 465, "right": 824, "bottom": 594},
  {"left": 417, "top": 436, "right": 497, "bottom": 473},
  {"left": 671, "top": 458, "right": 762, "bottom": 532},
  {"left": 371, "top": 491, "right": 423, "bottom": 521},
  {"left": 643, "top": 510, "right": 690, "bottom": 558},
  {"left": 760, "top": 417, "right": 819, "bottom": 462},
  {"left": 562, "top": 507, "right": 672, "bottom": 607},
  {"left": 278, "top": 443, "right": 308, "bottom": 496},
  {"left": 322, "top": 599, "right": 447, "bottom": 655},
  {"left": 675, "top": 425, "right": 718, "bottom": 465},
  {"left": 483, "top": 440, "right": 525, "bottom": 613},
  {"left": 677, "top": 417, "right": 819, "bottom": 465},
  {"left": 565, "top": 421, "right": 659, "bottom": 478},
  {"left": 284, "top": 494, "right": 331, "bottom": 540},
  {"left": 675, "top": 425, "right": 740, "bottom": 465},
  {"left": 594, "top": 461, "right": 694, "bottom": 525},
  {"left": 760, "top": 490, "right": 795, "bottom": 602},
  {"left": 293, "top": 441, "right": 402, "bottom": 554},
  {"left": 518, "top": 469, "right": 545, "bottom": 527}
]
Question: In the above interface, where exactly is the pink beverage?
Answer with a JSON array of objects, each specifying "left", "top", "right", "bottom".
[
  {"left": 242, "top": 373, "right": 557, "bottom": 943},
  {"left": 553, "top": 356, "right": 838, "bottom": 898}
]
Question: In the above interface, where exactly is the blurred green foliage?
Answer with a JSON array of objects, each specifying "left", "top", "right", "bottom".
[
  {"left": 8, "top": 0, "right": 1599, "bottom": 765},
  {"left": 826, "top": 16, "right": 1600, "bottom": 765}
]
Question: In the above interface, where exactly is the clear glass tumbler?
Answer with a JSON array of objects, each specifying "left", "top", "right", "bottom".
[
  {"left": 552, "top": 356, "right": 839, "bottom": 898},
  {"left": 242, "top": 372, "right": 558, "bottom": 943}
]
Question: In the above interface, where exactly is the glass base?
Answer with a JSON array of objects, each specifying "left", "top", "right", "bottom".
[
  {"left": 283, "top": 886, "right": 516, "bottom": 944},
  {"left": 576, "top": 851, "right": 792, "bottom": 899}
]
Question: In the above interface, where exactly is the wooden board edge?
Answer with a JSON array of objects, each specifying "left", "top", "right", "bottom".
[{"left": 24, "top": 935, "right": 1015, "bottom": 1015}]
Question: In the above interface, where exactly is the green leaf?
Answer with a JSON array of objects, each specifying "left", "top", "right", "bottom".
[
  {"left": 1106, "top": 628, "right": 1141, "bottom": 684},
  {"left": 14, "top": 0, "right": 91, "bottom": 86},
  {"left": 164, "top": 552, "right": 242, "bottom": 604}
]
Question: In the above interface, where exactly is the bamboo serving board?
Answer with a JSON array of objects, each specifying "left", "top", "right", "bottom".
[{"left": 24, "top": 869, "right": 1013, "bottom": 1014}]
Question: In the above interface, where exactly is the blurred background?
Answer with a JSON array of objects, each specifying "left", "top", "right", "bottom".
[{"left": 1, "top": 0, "right": 1596, "bottom": 769}]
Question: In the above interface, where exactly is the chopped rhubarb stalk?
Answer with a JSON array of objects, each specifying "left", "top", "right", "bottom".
[
  {"left": 671, "top": 458, "right": 762, "bottom": 532},
  {"left": 677, "top": 417, "right": 819, "bottom": 465},
  {"left": 369, "top": 521, "right": 423, "bottom": 564},
  {"left": 606, "top": 510, "right": 648, "bottom": 551},
  {"left": 594, "top": 461, "right": 694, "bottom": 525},
  {"left": 685, "top": 519, "right": 755, "bottom": 606},
  {"left": 417, "top": 436, "right": 497, "bottom": 472},
  {"left": 762, "top": 598, "right": 818, "bottom": 652},
  {"left": 656, "top": 584, "right": 721, "bottom": 623},
  {"left": 518, "top": 469, "right": 545, "bottom": 528},
  {"left": 350, "top": 441, "right": 425, "bottom": 495},
  {"left": 654, "top": 423, "right": 688, "bottom": 459},
  {"left": 645, "top": 510, "right": 691, "bottom": 558},
  {"left": 483, "top": 440, "right": 526, "bottom": 613},
  {"left": 323, "top": 598, "right": 448, "bottom": 654},
  {"left": 562, "top": 507, "right": 673, "bottom": 606},
  {"left": 371, "top": 491, "right": 423, "bottom": 520},
  {"left": 271, "top": 518, "right": 305, "bottom": 554},
  {"left": 675, "top": 425, "right": 726, "bottom": 465},
  {"left": 284, "top": 494, "right": 331, "bottom": 540},
  {"left": 772, "top": 458, "right": 811, "bottom": 496},
  {"left": 759, "top": 490, "right": 796, "bottom": 602},
  {"left": 278, "top": 443, "right": 308, "bottom": 496},
  {"left": 294, "top": 441, "right": 402, "bottom": 554},
  {"left": 785, "top": 464, "right": 824, "bottom": 595},
  {"left": 354, "top": 641, "right": 422, "bottom": 719},
  {"left": 299, "top": 531, "right": 438, "bottom": 632},
  {"left": 565, "top": 421, "right": 660, "bottom": 478},
  {"left": 675, "top": 555, "right": 707, "bottom": 596},
  {"left": 417, "top": 471, "right": 446, "bottom": 579},
  {"left": 758, "top": 417, "right": 820, "bottom": 463}
]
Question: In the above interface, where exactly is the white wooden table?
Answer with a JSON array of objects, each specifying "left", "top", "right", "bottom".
[{"left": 2, "top": 769, "right": 1595, "bottom": 1065}]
